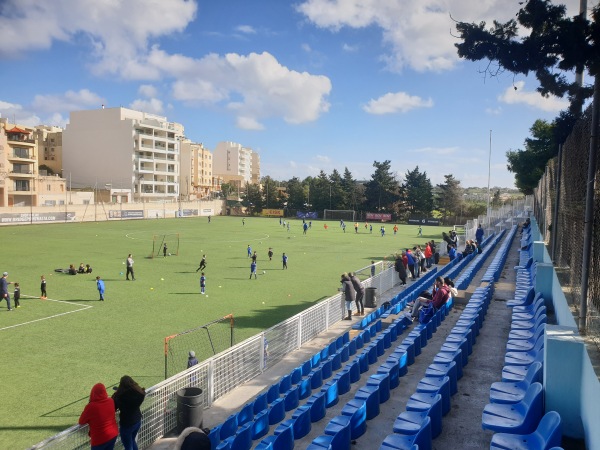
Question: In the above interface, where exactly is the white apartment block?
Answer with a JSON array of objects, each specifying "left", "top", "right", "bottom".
[
  {"left": 63, "top": 107, "right": 184, "bottom": 202},
  {"left": 213, "top": 141, "right": 260, "bottom": 189}
]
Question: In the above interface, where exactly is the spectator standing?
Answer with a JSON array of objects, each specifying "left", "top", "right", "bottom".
[
  {"left": 349, "top": 272, "right": 365, "bottom": 316},
  {"left": 340, "top": 274, "right": 355, "bottom": 320},
  {"left": 406, "top": 249, "right": 416, "bottom": 280},
  {"left": 394, "top": 255, "right": 407, "bottom": 285},
  {"left": 78, "top": 383, "right": 118, "bottom": 450},
  {"left": 370, "top": 261, "right": 376, "bottom": 278},
  {"left": 475, "top": 224, "right": 484, "bottom": 246},
  {"left": 424, "top": 243, "right": 433, "bottom": 269},
  {"left": 0, "top": 272, "right": 12, "bottom": 311},
  {"left": 112, "top": 376, "right": 146, "bottom": 450},
  {"left": 126, "top": 254, "right": 135, "bottom": 281}
]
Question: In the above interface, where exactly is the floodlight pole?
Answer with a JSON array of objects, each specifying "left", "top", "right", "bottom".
[{"left": 486, "top": 130, "right": 492, "bottom": 232}]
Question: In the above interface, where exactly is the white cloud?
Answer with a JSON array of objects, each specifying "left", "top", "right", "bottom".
[
  {"left": 485, "top": 106, "right": 503, "bottom": 115},
  {"left": 498, "top": 81, "right": 569, "bottom": 112},
  {"left": 129, "top": 98, "right": 164, "bottom": 114},
  {"left": 315, "top": 155, "right": 331, "bottom": 163},
  {"left": 301, "top": 43, "right": 312, "bottom": 53},
  {"left": 342, "top": 43, "right": 359, "bottom": 52},
  {"left": 138, "top": 84, "right": 158, "bottom": 98},
  {"left": 32, "top": 89, "right": 105, "bottom": 113},
  {"left": 165, "top": 51, "right": 331, "bottom": 127},
  {"left": 363, "top": 92, "right": 433, "bottom": 114},
  {"left": 236, "top": 25, "right": 256, "bottom": 34},
  {"left": 296, "top": 0, "right": 586, "bottom": 73},
  {"left": 0, "top": 0, "right": 197, "bottom": 76},
  {"left": 236, "top": 116, "right": 265, "bottom": 130}
]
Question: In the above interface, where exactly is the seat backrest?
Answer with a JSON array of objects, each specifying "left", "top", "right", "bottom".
[
  {"left": 521, "top": 362, "right": 544, "bottom": 387},
  {"left": 518, "top": 382, "right": 543, "bottom": 413},
  {"left": 536, "top": 411, "right": 562, "bottom": 448}
]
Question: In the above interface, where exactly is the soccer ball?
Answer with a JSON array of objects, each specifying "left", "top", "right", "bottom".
[{"left": 263, "top": 270, "right": 266, "bottom": 274}]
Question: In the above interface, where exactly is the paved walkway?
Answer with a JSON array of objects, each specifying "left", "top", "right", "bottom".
[{"left": 151, "top": 233, "right": 519, "bottom": 449}]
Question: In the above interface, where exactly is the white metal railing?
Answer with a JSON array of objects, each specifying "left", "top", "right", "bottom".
[{"left": 30, "top": 261, "right": 396, "bottom": 449}]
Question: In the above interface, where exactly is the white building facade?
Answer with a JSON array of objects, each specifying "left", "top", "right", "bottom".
[
  {"left": 63, "top": 107, "right": 184, "bottom": 202},
  {"left": 213, "top": 141, "right": 260, "bottom": 188}
]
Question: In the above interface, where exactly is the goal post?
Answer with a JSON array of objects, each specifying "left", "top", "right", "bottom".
[
  {"left": 323, "top": 209, "right": 356, "bottom": 222},
  {"left": 164, "top": 314, "right": 235, "bottom": 379},
  {"left": 152, "top": 233, "right": 180, "bottom": 258}
]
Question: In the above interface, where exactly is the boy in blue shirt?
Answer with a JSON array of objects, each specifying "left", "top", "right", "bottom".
[
  {"left": 200, "top": 273, "right": 206, "bottom": 294},
  {"left": 250, "top": 261, "right": 257, "bottom": 279}
]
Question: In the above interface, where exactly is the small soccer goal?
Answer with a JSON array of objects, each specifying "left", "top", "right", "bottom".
[
  {"left": 323, "top": 209, "right": 356, "bottom": 222},
  {"left": 152, "top": 233, "right": 180, "bottom": 258},
  {"left": 164, "top": 314, "right": 235, "bottom": 379}
]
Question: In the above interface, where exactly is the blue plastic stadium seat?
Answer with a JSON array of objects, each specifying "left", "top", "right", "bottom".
[
  {"left": 284, "top": 385, "right": 300, "bottom": 412},
  {"left": 251, "top": 410, "right": 270, "bottom": 441},
  {"left": 330, "top": 352, "right": 342, "bottom": 371},
  {"left": 237, "top": 401, "right": 255, "bottom": 427},
  {"left": 220, "top": 413, "right": 238, "bottom": 440},
  {"left": 334, "top": 369, "right": 351, "bottom": 395},
  {"left": 416, "top": 376, "right": 451, "bottom": 416},
  {"left": 355, "top": 384, "right": 380, "bottom": 420},
  {"left": 378, "top": 360, "right": 400, "bottom": 389},
  {"left": 208, "top": 425, "right": 221, "bottom": 449},
  {"left": 490, "top": 411, "right": 562, "bottom": 450},
  {"left": 306, "top": 391, "right": 326, "bottom": 423},
  {"left": 254, "top": 392, "right": 268, "bottom": 415},
  {"left": 406, "top": 392, "right": 443, "bottom": 439},
  {"left": 299, "top": 377, "right": 312, "bottom": 400},
  {"left": 321, "top": 358, "right": 333, "bottom": 380},
  {"left": 490, "top": 362, "right": 543, "bottom": 404},
  {"left": 392, "top": 410, "right": 433, "bottom": 450},
  {"left": 322, "top": 379, "right": 340, "bottom": 408},
  {"left": 312, "top": 415, "right": 352, "bottom": 450},
  {"left": 345, "top": 359, "right": 361, "bottom": 383},
  {"left": 310, "top": 367, "right": 324, "bottom": 389},
  {"left": 341, "top": 398, "right": 367, "bottom": 440},
  {"left": 482, "top": 382, "right": 544, "bottom": 434},
  {"left": 290, "top": 366, "right": 303, "bottom": 385},
  {"left": 268, "top": 398, "right": 286, "bottom": 425},
  {"left": 229, "top": 422, "right": 252, "bottom": 450},
  {"left": 367, "top": 372, "right": 391, "bottom": 403},
  {"left": 267, "top": 383, "right": 280, "bottom": 404},
  {"left": 425, "top": 361, "right": 458, "bottom": 396},
  {"left": 288, "top": 404, "right": 312, "bottom": 439}
]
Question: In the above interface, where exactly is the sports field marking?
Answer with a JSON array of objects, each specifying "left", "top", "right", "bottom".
[
  {"left": 124, "top": 231, "right": 271, "bottom": 244},
  {"left": 0, "top": 295, "right": 93, "bottom": 332}
]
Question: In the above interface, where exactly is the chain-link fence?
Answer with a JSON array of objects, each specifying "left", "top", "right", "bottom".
[{"left": 534, "top": 105, "right": 600, "bottom": 344}]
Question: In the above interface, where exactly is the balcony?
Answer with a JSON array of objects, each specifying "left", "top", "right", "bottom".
[
  {"left": 10, "top": 170, "right": 34, "bottom": 178},
  {"left": 7, "top": 136, "right": 35, "bottom": 145},
  {"left": 8, "top": 149, "right": 36, "bottom": 161}
]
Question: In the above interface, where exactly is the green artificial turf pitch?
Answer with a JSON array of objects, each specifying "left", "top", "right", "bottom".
[{"left": 0, "top": 216, "right": 443, "bottom": 448}]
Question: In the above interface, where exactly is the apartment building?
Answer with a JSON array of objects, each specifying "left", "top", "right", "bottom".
[
  {"left": 213, "top": 141, "right": 260, "bottom": 191},
  {"left": 180, "top": 140, "right": 218, "bottom": 200},
  {"left": 63, "top": 107, "right": 184, "bottom": 202},
  {"left": 0, "top": 119, "right": 67, "bottom": 207},
  {"left": 35, "top": 125, "right": 64, "bottom": 175}
]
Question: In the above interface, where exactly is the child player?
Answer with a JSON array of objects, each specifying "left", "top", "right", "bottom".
[
  {"left": 40, "top": 275, "right": 47, "bottom": 299},
  {"left": 13, "top": 282, "right": 20, "bottom": 308},
  {"left": 200, "top": 272, "right": 206, "bottom": 294}
]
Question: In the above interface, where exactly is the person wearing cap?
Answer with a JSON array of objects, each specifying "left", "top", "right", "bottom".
[
  {"left": 0, "top": 272, "right": 12, "bottom": 311},
  {"left": 187, "top": 351, "right": 198, "bottom": 368}
]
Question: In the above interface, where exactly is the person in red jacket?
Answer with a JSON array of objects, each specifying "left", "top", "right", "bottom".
[{"left": 79, "top": 383, "right": 118, "bottom": 450}]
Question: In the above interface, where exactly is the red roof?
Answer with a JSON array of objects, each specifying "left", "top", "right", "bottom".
[{"left": 6, "top": 127, "right": 30, "bottom": 134}]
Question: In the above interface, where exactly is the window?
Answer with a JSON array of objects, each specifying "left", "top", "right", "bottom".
[
  {"left": 47, "top": 184, "right": 51, "bottom": 191},
  {"left": 15, "top": 180, "right": 29, "bottom": 191}
]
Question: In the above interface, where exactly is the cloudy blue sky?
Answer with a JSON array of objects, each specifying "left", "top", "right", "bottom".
[{"left": 0, "top": 0, "right": 590, "bottom": 188}]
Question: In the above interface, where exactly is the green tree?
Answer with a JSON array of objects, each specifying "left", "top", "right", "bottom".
[
  {"left": 328, "top": 169, "right": 345, "bottom": 210},
  {"left": 491, "top": 189, "right": 502, "bottom": 208},
  {"left": 241, "top": 182, "right": 263, "bottom": 214},
  {"left": 454, "top": 0, "right": 597, "bottom": 138},
  {"left": 436, "top": 174, "right": 464, "bottom": 222},
  {"left": 506, "top": 120, "right": 557, "bottom": 194},
  {"left": 285, "top": 177, "right": 306, "bottom": 210},
  {"left": 261, "top": 176, "right": 281, "bottom": 209},
  {"left": 221, "top": 182, "right": 234, "bottom": 198},
  {"left": 364, "top": 160, "right": 401, "bottom": 214},
  {"left": 403, "top": 166, "right": 434, "bottom": 217}
]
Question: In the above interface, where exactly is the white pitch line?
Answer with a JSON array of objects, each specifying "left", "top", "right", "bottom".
[{"left": 0, "top": 296, "right": 93, "bottom": 331}]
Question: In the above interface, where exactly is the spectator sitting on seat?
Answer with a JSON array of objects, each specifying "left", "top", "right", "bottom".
[
  {"left": 174, "top": 427, "right": 211, "bottom": 450},
  {"left": 444, "top": 277, "right": 458, "bottom": 299},
  {"left": 409, "top": 276, "right": 450, "bottom": 319},
  {"left": 448, "top": 244, "right": 457, "bottom": 261},
  {"left": 78, "top": 263, "right": 86, "bottom": 274}
]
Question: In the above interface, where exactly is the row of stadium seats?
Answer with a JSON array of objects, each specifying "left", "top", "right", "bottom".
[
  {"left": 379, "top": 282, "right": 494, "bottom": 449},
  {"left": 481, "top": 225, "right": 518, "bottom": 283},
  {"left": 482, "top": 229, "right": 564, "bottom": 450}
]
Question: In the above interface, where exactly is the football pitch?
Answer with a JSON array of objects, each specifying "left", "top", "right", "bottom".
[{"left": 0, "top": 216, "right": 443, "bottom": 448}]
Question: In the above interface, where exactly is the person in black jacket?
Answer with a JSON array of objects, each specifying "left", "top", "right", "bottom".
[
  {"left": 394, "top": 254, "right": 407, "bottom": 285},
  {"left": 340, "top": 274, "right": 355, "bottom": 320},
  {"left": 349, "top": 272, "right": 365, "bottom": 316},
  {"left": 112, "top": 375, "right": 146, "bottom": 450}
]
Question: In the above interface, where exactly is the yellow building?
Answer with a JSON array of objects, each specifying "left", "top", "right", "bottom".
[
  {"left": 0, "top": 119, "right": 67, "bottom": 207},
  {"left": 180, "top": 140, "right": 218, "bottom": 200}
]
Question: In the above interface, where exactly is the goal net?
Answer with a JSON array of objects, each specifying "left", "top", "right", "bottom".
[
  {"left": 323, "top": 209, "right": 355, "bottom": 222},
  {"left": 152, "top": 233, "right": 180, "bottom": 258},
  {"left": 164, "top": 314, "right": 235, "bottom": 379}
]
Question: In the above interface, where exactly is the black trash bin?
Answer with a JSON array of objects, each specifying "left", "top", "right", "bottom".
[
  {"left": 176, "top": 387, "right": 204, "bottom": 433},
  {"left": 365, "top": 287, "right": 377, "bottom": 308}
]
